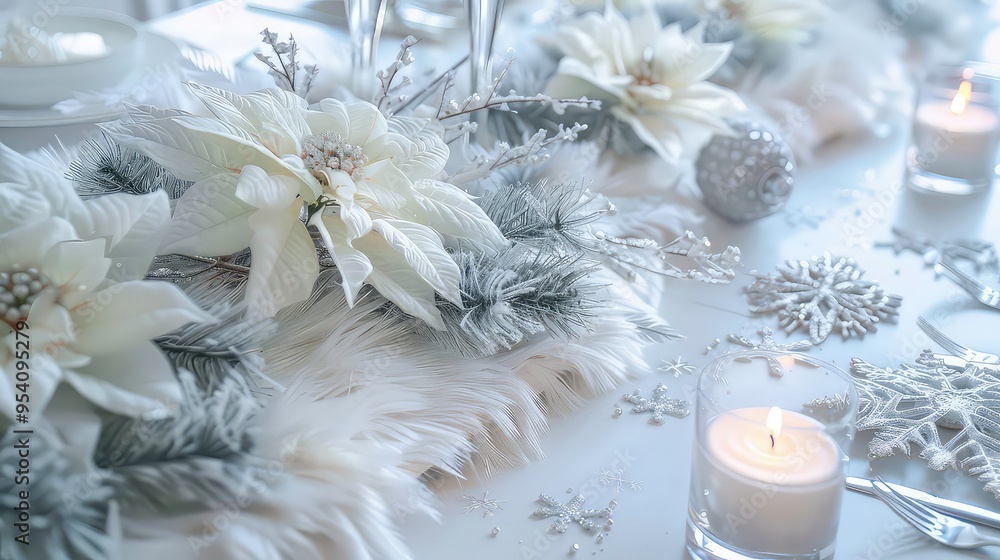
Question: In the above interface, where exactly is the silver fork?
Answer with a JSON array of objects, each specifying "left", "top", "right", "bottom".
[
  {"left": 935, "top": 258, "right": 1000, "bottom": 310},
  {"left": 871, "top": 478, "right": 1000, "bottom": 549},
  {"left": 917, "top": 315, "right": 1000, "bottom": 364}
]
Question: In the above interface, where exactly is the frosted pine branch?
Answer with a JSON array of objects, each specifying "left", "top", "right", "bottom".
[
  {"left": 375, "top": 36, "right": 418, "bottom": 113},
  {"left": 254, "top": 28, "right": 318, "bottom": 98}
]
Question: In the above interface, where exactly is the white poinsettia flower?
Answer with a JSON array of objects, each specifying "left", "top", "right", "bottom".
[
  {"left": 0, "top": 144, "right": 212, "bottom": 420},
  {"left": 0, "top": 214, "right": 211, "bottom": 420},
  {"left": 102, "top": 85, "right": 506, "bottom": 326},
  {"left": 544, "top": 7, "right": 746, "bottom": 164},
  {"left": 698, "top": 0, "right": 830, "bottom": 42}
]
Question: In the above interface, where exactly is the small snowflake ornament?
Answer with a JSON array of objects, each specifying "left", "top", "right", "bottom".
[
  {"left": 533, "top": 494, "right": 615, "bottom": 533},
  {"left": 622, "top": 384, "right": 689, "bottom": 424},
  {"left": 745, "top": 253, "right": 902, "bottom": 343},
  {"left": 597, "top": 468, "right": 644, "bottom": 494},
  {"left": 851, "top": 352, "right": 1000, "bottom": 498},
  {"left": 659, "top": 356, "right": 696, "bottom": 377},
  {"left": 462, "top": 491, "right": 506, "bottom": 518}
]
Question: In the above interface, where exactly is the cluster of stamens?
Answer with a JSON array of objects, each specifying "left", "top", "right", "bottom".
[
  {"left": 0, "top": 268, "right": 46, "bottom": 327},
  {"left": 301, "top": 131, "right": 368, "bottom": 183}
]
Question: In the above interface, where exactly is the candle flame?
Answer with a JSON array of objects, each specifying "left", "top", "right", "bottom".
[
  {"left": 951, "top": 91, "right": 968, "bottom": 115},
  {"left": 963, "top": 68, "right": 975, "bottom": 81},
  {"left": 766, "top": 406, "right": 782, "bottom": 442}
]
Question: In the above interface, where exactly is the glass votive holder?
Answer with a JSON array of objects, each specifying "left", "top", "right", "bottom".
[
  {"left": 905, "top": 64, "right": 1000, "bottom": 195},
  {"left": 686, "top": 350, "right": 858, "bottom": 560}
]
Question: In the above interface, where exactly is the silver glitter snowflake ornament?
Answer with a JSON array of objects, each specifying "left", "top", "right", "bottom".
[
  {"left": 622, "top": 384, "right": 690, "bottom": 424},
  {"left": 746, "top": 254, "right": 902, "bottom": 343},
  {"left": 876, "top": 228, "right": 999, "bottom": 273},
  {"left": 851, "top": 352, "right": 1000, "bottom": 498},
  {"left": 533, "top": 494, "right": 615, "bottom": 533},
  {"left": 727, "top": 327, "right": 812, "bottom": 377}
]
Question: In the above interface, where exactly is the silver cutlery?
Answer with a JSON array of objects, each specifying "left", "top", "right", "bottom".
[
  {"left": 846, "top": 476, "right": 1000, "bottom": 530},
  {"left": 917, "top": 315, "right": 1000, "bottom": 364},
  {"left": 935, "top": 258, "right": 1000, "bottom": 310},
  {"left": 870, "top": 478, "right": 1000, "bottom": 548}
]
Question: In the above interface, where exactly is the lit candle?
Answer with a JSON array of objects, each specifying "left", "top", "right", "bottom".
[
  {"left": 911, "top": 71, "right": 1000, "bottom": 183},
  {"left": 692, "top": 406, "right": 844, "bottom": 555}
]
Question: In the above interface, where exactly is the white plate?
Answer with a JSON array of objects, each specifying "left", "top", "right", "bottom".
[{"left": 0, "top": 33, "right": 182, "bottom": 128}]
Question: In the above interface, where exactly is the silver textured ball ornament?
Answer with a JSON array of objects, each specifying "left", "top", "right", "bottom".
[{"left": 696, "top": 117, "right": 795, "bottom": 222}]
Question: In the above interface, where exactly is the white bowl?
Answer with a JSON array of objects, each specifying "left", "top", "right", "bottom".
[{"left": 0, "top": 9, "right": 145, "bottom": 108}]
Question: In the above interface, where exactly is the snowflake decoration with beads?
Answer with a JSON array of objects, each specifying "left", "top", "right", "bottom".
[
  {"left": 851, "top": 351, "right": 1000, "bottom": 499},
  {"left": 745, "top": 253, "right": 902, "bottom": 343},
  {"left": 533, "top": 493, "right": 615, "bottom": 533}
]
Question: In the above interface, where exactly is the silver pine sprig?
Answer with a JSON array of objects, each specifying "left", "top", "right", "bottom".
[
  {"left": 68, "top": 133, "right": 192, "bottom": 199},
  {"left": 399, "top": 246, "right": 604, "bottom": 358},
  {"left": 95, "top": 371, "right": 266, "bottom": 513}
]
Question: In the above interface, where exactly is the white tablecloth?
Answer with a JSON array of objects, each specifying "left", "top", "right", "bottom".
[{"left": 7, "top": 2, "right": 1000, "bottom": 558}]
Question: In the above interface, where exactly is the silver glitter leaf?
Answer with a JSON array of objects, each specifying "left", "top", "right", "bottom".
[
  {"left": 851, "top": 352, "right": 1000, "bottom": 499},
  {"left": 533, "top": 494, "right": 614, "bottom": 533},
  {"left": 745, "top": 253, "right": 902, "bottom": 343},
  {"left": 622, "top": 384, "right": 690, "bottom": 424}
]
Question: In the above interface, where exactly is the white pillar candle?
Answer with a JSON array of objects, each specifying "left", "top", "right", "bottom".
[
  {"left": 912, "top": 92, "right": 1000, "bottom": 182},
  {"left": 692, "top": 406, "right": 844, "bottom": 555}
]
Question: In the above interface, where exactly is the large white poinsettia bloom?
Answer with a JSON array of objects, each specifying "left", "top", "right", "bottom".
[
  {"left": 102, "top": 85, "right": 506, "bottom": 327},
  {"left": 697, "top": 0, "right": 830, "bottom": 43},
  {"left": 544, "top": 7, "right": 746, "bottom": 164},
  {"left": 0, "top": 144, "right": 212, "bottom": 420}
]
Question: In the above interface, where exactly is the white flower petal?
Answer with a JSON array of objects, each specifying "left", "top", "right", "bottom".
[
  {"left": 0, "top": 182, "right": 54, "bottom": 234},
  {"left": 314, "top": 215, "right": 373, "bottom": 307},
  {"left": 64, "top": 340, "right": 181, "bottom": 417},
  {"left": 308, "top": 98, "right": 351, "bottom": 134},
  {"left": 353, "top": 233, "right": 446, "bottom": 330},
  {"left": 322, "top": 169, "right": 373, "bottom": 241},
  {"left": 545, "top": 58, "right": 630, "bottom": 104},
  {"left": 369, "top": 218, "right": 462, "bottom": 307},
  {"left": 235, "top": 167, "right": 318, "bottom": 317},
  {"left": 160, "top": 174, "right": 255, "bottom": 256},
  {"left": 0, "top": 217, "right": 76, "bottom": 271},
  {"left": 188, "top": 84, "right": 311, "bottom": 157},
  {"left": 42, "top": 238, "right": 111, "bottom": 309},
  {"left": 71, "top": 280, "right": 212, "bottom": 356},
  {"left": 404, "top": 180, "right": 508, "bottom": 253},
  {"left": 101, "top": 115, "right": 289, "bottom": 182},
  {"left": 344, "top": 102, "right": 389, "bottom": 148},
  {"left": 386, "top": 117, "right": 450, "bottom": 181},
  {"left": 77, "top": 191, "right": 171, "bottom": 282},
  {"left": 0, "top": 143, "right": 86, "bottom": 229},
  {"left": 0, "top": 353, "right": 64, "bottom": 419}
]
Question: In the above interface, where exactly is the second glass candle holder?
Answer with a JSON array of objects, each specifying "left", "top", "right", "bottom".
[{"left": 686, "top": 350, "right": 858, "bottom": 560}]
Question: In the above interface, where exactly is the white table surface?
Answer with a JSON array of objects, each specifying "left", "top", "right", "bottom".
[{"left": 6, "top": 2, "right": 1000, "bottom": 559}]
